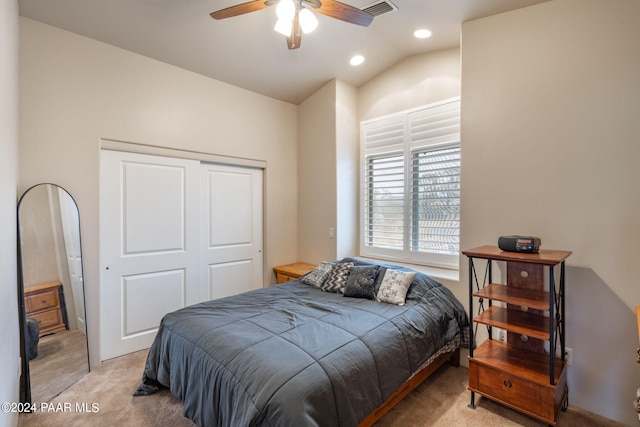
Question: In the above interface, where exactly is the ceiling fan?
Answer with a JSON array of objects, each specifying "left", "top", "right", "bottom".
[{"left": 210, "top": 0, "right": 374, "bottom": 50}]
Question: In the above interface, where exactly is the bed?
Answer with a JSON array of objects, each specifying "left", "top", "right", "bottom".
[{"left": 134, "top": 257, "right": 469, "bottom": 426}]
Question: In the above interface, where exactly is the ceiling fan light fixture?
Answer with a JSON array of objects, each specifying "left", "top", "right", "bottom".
[
  {"left": 274, "top": 17, "right": 293, "bottom": 36},
  {"left": 211, "top": 0, "right": 373, "bottom": 50},
  {"left": 276, "top": 0, "right": 296, "bottom": 21},
  {"left": 299, "top": 8, "right": 318, "bottom": 34}
]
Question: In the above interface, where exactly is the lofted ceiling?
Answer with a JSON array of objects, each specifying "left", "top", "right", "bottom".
[{"left": 18, "top": 0, "right": 550, "bottom": 104}]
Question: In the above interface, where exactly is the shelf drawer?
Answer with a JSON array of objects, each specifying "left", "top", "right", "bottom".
[
  {"left": 25, "top": 289, "right": 59, "bottom": 312},
  {"left": 475, "top": 362, "right": 541, "bottom": 416}
]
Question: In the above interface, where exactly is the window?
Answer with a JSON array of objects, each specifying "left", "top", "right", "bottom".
[{"left": 360, "top": 98, "right": 460, "bottom": 269}]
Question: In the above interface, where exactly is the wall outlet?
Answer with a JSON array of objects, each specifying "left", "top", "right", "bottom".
[{"left": 496, "top": 328, "right": 506, "bottom": 342}]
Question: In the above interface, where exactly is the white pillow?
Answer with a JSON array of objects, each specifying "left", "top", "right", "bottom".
[{"left": 375, "top": 269, "right": 416, "bottom": 305}]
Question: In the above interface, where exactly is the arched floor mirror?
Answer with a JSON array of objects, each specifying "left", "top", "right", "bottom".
[{"left": 17, "top": 183, "right": 89, "bottom": 404}]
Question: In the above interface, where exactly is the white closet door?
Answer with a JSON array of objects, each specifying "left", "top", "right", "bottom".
[
  {"left": 100, "top": 150, "right": 204, "bottom": 360},
  {"left": 201, "top": 163, "right": 263, "bottom": 299}
]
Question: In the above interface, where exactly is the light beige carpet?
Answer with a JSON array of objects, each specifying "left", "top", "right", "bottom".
[{"left": 19, "top": 349, "right": 624, "bottom": 427}]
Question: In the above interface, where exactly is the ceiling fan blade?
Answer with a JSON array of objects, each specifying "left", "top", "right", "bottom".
[
  {"left": 286, "top": 13, "right": 302, "bottom": 49},
  {"left": 313, "top": 0, "right": 374, "bottom": 26},
  {"left": 210, "top": 1, "right": 271, "bottom": 20}
]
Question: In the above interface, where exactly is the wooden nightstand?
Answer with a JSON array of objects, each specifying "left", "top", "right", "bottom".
[
  {"left": 24, "top": 281, "right": 67, "bottom": 337},
  {"left": 273, "top": 262, "right": 316, "bottom": 284}
]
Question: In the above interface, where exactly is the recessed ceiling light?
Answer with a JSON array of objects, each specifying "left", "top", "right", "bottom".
[
  {"left": 350, "top": 55, "right": 365, "bottom": 66},
  {"left": 414, "top": 29, "right": 432, "bottom": 39}
]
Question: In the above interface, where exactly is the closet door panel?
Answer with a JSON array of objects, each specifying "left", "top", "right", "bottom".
[
  {"left": 100, "top": 150, "right": 202, "bottom": 360},
  {"left": 122, "top": 163, "right": 185, "bottom": 254},
  {"left": 122, "top": 269, "right": 185, "bottom": 335},
  {"left": 208, "top": 260, "right": 254, "bottom": 299},
  {"left": 202, "top": 163, "right": 263, "bottom": 300}
]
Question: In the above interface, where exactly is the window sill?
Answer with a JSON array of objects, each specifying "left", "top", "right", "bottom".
[{"left": 356, "top": 256, "right": 459, "bottom": 283}]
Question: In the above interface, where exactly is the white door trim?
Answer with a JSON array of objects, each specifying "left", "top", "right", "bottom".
[{"left": 100, "top": 138, "right": 266, "bottom": 169}]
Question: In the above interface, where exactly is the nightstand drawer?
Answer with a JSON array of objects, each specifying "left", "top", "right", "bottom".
[
  {"left": 31, "top": 308, "right": 64, "bottom": 332},
  {"left": 25, "top": 289, "right": 59, "bottom": 312},
  {"left": 475, "top": 363, "right": 541, "bottom": 416},
  {"left": 276, "top": 273, "right": 297, "bottom": 283}
]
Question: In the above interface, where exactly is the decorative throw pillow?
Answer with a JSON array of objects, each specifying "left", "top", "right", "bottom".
[
  {"left": 321, "top": 262, "right": 354, "bottom": 293},
  {"left": 376, "top": 269, "right": 416, "bottom": 305},
  {"left": 343, "top": 265, "right": 379, "bottom": 299},
  {"left": 300, "top": 262, "right": 334, "bottom": 288}
]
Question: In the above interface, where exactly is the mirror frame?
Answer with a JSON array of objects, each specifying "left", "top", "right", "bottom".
[{"left": 17, "top": 183, "right": 89, "bottom": 404}]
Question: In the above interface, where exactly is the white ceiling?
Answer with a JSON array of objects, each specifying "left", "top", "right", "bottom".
[{"left": 18, "top": 0, "right": 549, "bottom": 104}]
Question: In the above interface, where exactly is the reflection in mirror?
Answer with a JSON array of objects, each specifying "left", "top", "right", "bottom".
[{"left": 18, "top": 183, "right": 88, "bottom": 404}]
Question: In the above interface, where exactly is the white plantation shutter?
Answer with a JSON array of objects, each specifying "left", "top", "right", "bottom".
[
  {"left": 364, "top": 153, "right": 405, "bottom": 250},
  {"left": 410, "top": 146, "right": 460, "bottom": 255},
  {"left": 361, "top": 98, "right": 460, "bottom": 269},
  {"left": 409, "top": 99, "right": 461, "bottom": 149}
]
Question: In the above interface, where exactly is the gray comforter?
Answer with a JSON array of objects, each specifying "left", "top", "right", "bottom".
[{"left": 135, "top": 258, "right": 468, "bottom": 427}]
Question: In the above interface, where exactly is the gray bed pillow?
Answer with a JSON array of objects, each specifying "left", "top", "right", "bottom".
[
  {"left": 343, "top": 265, "right": 379, "bottom": 299},
  {"left": 372, "top": 266, "right": 387, "bottom": 295},
  {"left": 321, "top": 262, "right": 354, "bottom": 293},
  {"left": 300, "top": 261, "right": 334, "bottom": 288}
]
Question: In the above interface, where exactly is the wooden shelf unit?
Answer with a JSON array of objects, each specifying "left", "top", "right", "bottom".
[{"left": 463, "top": 245, "right": 571, "bottom": 426}]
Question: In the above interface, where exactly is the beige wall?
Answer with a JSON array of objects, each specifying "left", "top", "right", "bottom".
[
  {"left": 19, "top": 18, "right": 299, "bottom": 365},
  {"left": 0, "top": 1, "right": 20, "bottom": 426},
  {"left": 296, "top": 78, "right": 358, "bottom": 264},
  {"left": 297, "top": 80, "right": 338, "bottom": 263},
  {"left": 359, "top": 47, "right": 461, "bottom": 122},
  {"left": 335, "top": 80, "right": 359, "bottom": 259},
  {"left": 461, "top": 0, "right": 640, "bottom": 424}
]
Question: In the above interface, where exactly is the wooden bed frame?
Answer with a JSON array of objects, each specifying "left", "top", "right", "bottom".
[{"left": 358, "top": 347, "right": 460, "bottom": 426}]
